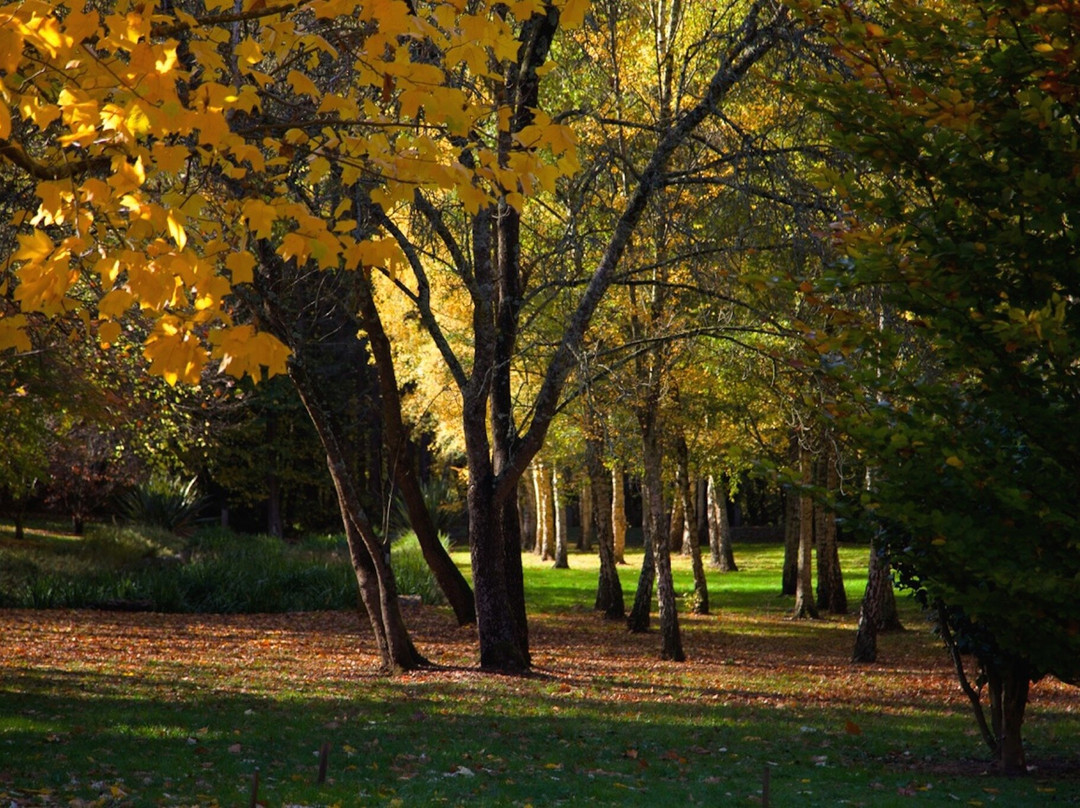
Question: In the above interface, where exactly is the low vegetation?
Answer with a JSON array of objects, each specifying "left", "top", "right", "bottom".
[{"left": 1, "top": 522, "right": 1077, "bottom": 806}]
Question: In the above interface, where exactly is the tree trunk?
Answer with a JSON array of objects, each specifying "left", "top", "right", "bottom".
[
  {"left": 676, "top": 438, "right": 707, "bottom": 614},
  {"left": 356, "top": 277, "right": 476, "bottom": 625},
  {"left": 519, "top": 468, "right": 537, "bottom": 552},
  {"left": 289, "top": 359, "right": 427, "bottom": 672},
  {"left": 814, "top": 450, "right": 847, "bottom": 614},
  {"left": 668, "top": 492, "right": 684, "bottom": 554},
  {"left": 636, "top": 412, "right": 684, "bottom": 660},
  {"left": 989, "top": 659, "right": 1030, "bottom": 775},
  {"left": 709, "top": 475, "right": 738, "bottom": 572},
  {"left": 781, "top": 486, "right": 799, "bottom": 596},
  {"left": 612, "top": 466, "right": 627, "bottom": 564},
  {"left": 535, "top": 460, "right": 554, "bottom": 560},
  {"left": 552, "top": 467, "right": 569, "bottom": 569},
  {"left": 627, "top": 523, "right": 656, "bottom": 633},
  {"left": 579, "top": 478, "right": 593, "bottom": 551},
  {"left": 792, "top": 447, "right": 819, "bottom": 619},
  {"left": 586, "top": 437, "right": 624, "bottom": 620},
  {"left": 695, "top": 478, "right": 709, "bottom": 560}
]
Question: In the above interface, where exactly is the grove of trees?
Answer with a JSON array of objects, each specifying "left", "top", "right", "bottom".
[{"left": 2, "top": 0, "right": 1077, "bottom": 774}]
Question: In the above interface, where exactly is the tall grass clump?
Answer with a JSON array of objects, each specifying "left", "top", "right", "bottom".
[
  {"left": 115, "top": 476, "right": 210, "bottom": 535},
  {"left": 390, "top": 531, "right": 448, "bottom": 605}
]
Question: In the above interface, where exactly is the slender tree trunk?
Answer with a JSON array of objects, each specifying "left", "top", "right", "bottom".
[
  {"left": 289, "top": 359, "right": 427, "bottom": 671},
  {"left": 579, "top": 478, "right": 593, "bottom": 551},
  {"left": 815, "top": 450, "right": 847, "bottom": 614},
  {"left": 357, "top": 278, "right": 476, "bottom": 625},
  {"left": 552, "top": 467, "right": 569, "bottom": 568},
  {"left": 612, "top": 466, "right": 627, "bottom": 564},
  {"left": 627, "top": 522, "right": 656, "bottom": 632},
  {"left": 536, "top": 460, "right": 554, "bottom": 560},
  {"left": 781, "top": 487, "right": 799, "bottom": 595},
  {"left": 695, "top": 478, "right": 709, "bottom": 558},
  {"left": 519, "top": 469, "right": 537, "bottom": 552},
  {"left": 676, "top": 437, "right": 707, "bottom": 613},
  {"left": 633, "top": 411, "right": 684, "bottom": 659},
  {"left": 792, "top": 446, "right": 819, "bottom": 619}
]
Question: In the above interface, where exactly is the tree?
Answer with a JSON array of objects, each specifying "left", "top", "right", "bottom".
[{"left": 805, "top": 0, "right": 1080, "bottom": 773}]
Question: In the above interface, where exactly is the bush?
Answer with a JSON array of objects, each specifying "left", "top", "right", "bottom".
[{"left": 115, "top": 476, "right": 210, "bottom": 536}]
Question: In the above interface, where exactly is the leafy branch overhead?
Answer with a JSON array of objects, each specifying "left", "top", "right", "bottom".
[{"left": 1, "top": 0, "right": 584, "bottom": 381}]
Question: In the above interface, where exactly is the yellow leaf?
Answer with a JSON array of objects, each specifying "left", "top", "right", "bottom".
[
  {"left": 210, "top": 325, "right": 291, "bottom": 380},
  {"left": 559, "top": 0, "right": 589, "bottom": 29},
  {"left": 226, "top": 252, "right": 256, "bottom": 284},
  {"left": 287, "top": 69, "right": 321, "bottom": 100},
  {"left": 0, "top": 100, "right": 9, "bottom": 140},
  {"left": 945, "top": 456, "right": 964, "bottom": 469},
  {"left": 144, "top": 322, "right": 206, "bottom": 385},
  {"left": 99, "top": 289, "right": 136, "bottom": 317},
  {"left": 243, "top": 199, "right": 278, "bottom": 239},
  {"left": 14, "top": 230, "right": 54, "bottom": 264},
  {"left": 167, "top": 210, "right": 188, "bottom": 250},
  {"left": 97, "top": 320, "right": 122, "bottom": 347}
]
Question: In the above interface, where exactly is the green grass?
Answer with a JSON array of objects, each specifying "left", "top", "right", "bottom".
[{"left": 1, "top": 529, "right": 1078, "bottom": 806}]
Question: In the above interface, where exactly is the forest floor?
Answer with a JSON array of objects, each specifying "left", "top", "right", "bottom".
[{"left": 2, "top": 581, "right": 1078, "bottom": 807}]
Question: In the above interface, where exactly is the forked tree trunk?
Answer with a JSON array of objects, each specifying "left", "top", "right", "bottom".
[
  {"left": 989, "top": 659, "right": 1030, "bottom": 775},
  {"left": 612, "top": 466, "right": 627, "bottom": 564},
  {"left": 792, "top": 447, "right": 819, "bottom": 620},
  {"left": 290, "top": 359, "right": 427, "bottom": 672},
  {"left": 357, "top": 277, "right": 476, "bottom": 625}
]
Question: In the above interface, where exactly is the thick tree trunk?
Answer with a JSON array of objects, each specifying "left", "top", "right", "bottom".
[
  {"left": 612, "top": 466, "right": 627, "bottom": 564},
  {"left": 792, "top": 447, "right": 819, "bottom": 619},
  {"left": 552, "top": 467, "right": 569, "bottom": 569},
  {"left": 356, "top": 278, "right": 476, "bottom": 625},
  {"left": 852, "top": 546, "right": 903, "bottom": 662},
  {"left": 290, "top": 359, "right": 427, "bottom": 672},
  {"left": 990, "top": 660, "right": 1030, "bottom": 775},
  {"left": 708, "top": 475, "right": 738, "bottom": 572},
  {"left": 814, "top": 451, "right": 847, "bottom": 615}
]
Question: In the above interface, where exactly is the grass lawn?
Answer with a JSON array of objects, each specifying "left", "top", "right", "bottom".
[{"left": 1, "top": 531, "right": 1077, "bottom": 806}]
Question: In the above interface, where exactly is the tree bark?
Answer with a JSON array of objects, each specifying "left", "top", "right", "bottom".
[
  {"left": 552, "top": 467, "right": 569, "bottom": 569},
  {"left": 612, "top": 466, "right": 627, "bottom": 564},
  {"left": 814, "top": 449, "right": 847, "bottom": 615},
  {"left": 586, "top": 434, "right": 624, "bottom": 619},
  {"left": 990, "top": 659, "right": 1030, "bottom": 775},
  {"left": 535, "top": 460, "right": 554, "bottom": 560},
  {"left": 676, "top": 438, "right": 708, "bottom": 614},
  {"left": 519, "top": 468, "right": 537, "bottom": 552},
  {"left": 627, "top": 523, "right": 656, "bottom": 633},
  {"left": 579, "top": 478, "right": 593, "bottom": 551},
  {"left": 709, "top": 475, "right": 738, "bottom": 572},
  {"left": 791, "top": 446, "right": 819, "bottom": 619},
  {"left": 289, "top": 359, "right": 427, "bottom": 672},
  {"left": 781, "top": 486, "right": 799, "bottom": 595}
]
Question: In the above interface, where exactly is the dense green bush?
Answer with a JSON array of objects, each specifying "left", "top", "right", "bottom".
[
  {"left": 115, "top": 476, "right": 210, "bottom": 535},
  {"left": 1, "top": 524, "right": 448, "bottom": 612}
]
